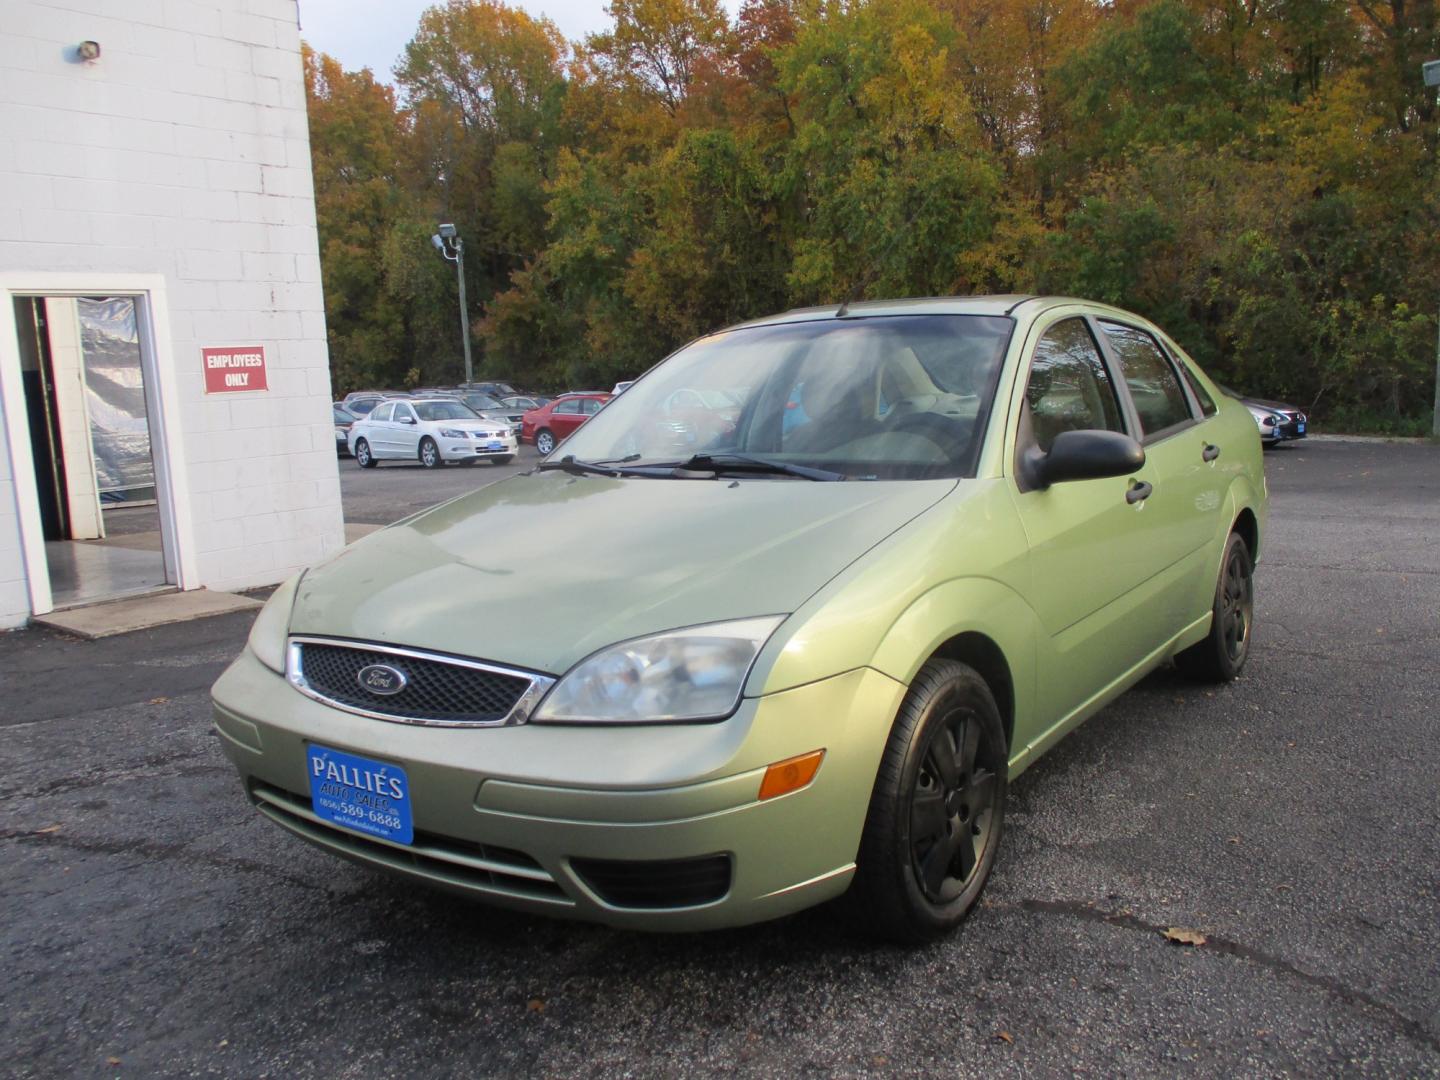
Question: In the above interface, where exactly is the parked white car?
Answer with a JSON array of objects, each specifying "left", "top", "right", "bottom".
[{"left": 349, "top": 398, "right": 518, "bottom": 468}]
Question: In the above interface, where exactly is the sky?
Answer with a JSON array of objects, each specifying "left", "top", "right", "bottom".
[{"left": 294, "top": 0, "right": 635, "bottom": 84}]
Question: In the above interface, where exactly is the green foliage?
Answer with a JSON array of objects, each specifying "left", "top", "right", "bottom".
[{"left": 304, "top": 0, "right": 1439, "bottom": 426}]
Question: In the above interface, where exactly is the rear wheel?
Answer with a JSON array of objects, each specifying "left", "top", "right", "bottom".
[
  {"left": 535, "top": 429, "right": 556, "bottom": 455},
  {"left": 354, "top": 439, "right": 376, "bottom": 468},
  {"left": 848, "top": 659, "right": 1008, "bottom": 943},
  {"left": 419, "top": 437, "right": 440, "bottom": 468},
  {"left": 1176, "top": 531, "right": 1254, "bottom": 682}
]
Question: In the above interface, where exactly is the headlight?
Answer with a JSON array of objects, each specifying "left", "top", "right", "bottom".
[
  {"left": 532, "top": 616, "right": 785, "bottom": 723},
  {"left": 247, "top": 572, "right": 301, "bottom": 674},
  {"left": 438, "top": 428, "right": 466, "bottom": 439}
]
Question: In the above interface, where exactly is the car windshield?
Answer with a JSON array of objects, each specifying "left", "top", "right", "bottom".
[
  {"left": 556, "top": 315, "right": 1013, "bottom": 480},
  {"left": 462, "top": 393, "right": 504, "bottom": 411},
  {"left": 332, "top": 407, "right": 351, "bottom": 423},
  {"left": 414, "top": 400, "right": 480, "bottom": 422}
]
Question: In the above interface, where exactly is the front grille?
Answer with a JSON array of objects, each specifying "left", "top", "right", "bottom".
[
  {"left": 290, "top": 638, "right": 551, "bottom": 726},
  {"left": 251, "top": 783, "right": 571, "bottom": 904},
  {"left": 570, "top": 854, "right": 733, "bottom": 909}
]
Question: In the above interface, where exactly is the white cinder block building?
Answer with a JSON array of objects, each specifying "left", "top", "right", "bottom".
[{"left": 0, "top": 0, "right": 343, "bottom": 628}]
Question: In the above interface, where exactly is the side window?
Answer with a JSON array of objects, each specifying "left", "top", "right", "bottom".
[
  {"left": 1100, "top": 322, "right": 1193, "bottom": 437},
  {"left": 581, "top": 398, "right": 604, "bottom": 416},
  {"left": 555, "top": 399, "right": 582, "bottom": 415},
  {"left": 1024, "top": 318, "right": 1125, "bottom": 453},
  {"left": 1173, "top": 355, "right": 1218, "bottom": 417},
  {"left": 371, "top": 403, "right": 393, "bottom": 422},
  {"left": 394, "top": 404, "right": 415, "bottom": 422}
]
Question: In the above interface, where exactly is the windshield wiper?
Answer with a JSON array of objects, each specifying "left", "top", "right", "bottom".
[
  {"left": 535, "top": 454, "right": 667, "bottom": 478},
  {"left": 535, "top": 455, "right": 624, "bottom": 477},
  {"left": 676, "top": 452, "right": 845, "bottom": 482}
]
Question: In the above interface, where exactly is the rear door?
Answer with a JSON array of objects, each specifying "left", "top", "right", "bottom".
[
  {"left": 366, "top": 402, "right": 395, "bottom": 455},
  {"left": 392, "top": 402, "right": 421, "bottom": 458},
  {"left": 550, "top": 398, "right": 585, "bottom": 441}
]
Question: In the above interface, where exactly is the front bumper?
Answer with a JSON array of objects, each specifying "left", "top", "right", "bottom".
[
  {"left": 212, "top": 649, "right": 905, "bottom": 930},
  {"left": 438, "top": 435, "right": 518, "bottom": 461}
]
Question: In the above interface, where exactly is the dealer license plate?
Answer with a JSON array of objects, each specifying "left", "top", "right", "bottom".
[
  {"left": 486, "top": 440, "right": 505, "bottom": 450},
  {"left": 1296, "top": 422, "right": 1306, "bottom": 434},
  {"left": 307, "top": 744, "right": 413, "bottom": 845}
]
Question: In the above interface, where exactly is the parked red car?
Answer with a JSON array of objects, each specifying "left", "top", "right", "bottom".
[{"left": 522, "top": 392, "right": 612, "bottom": 455}]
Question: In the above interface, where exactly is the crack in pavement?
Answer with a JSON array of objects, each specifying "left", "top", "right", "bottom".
[
  {"left": 1019, "top": 898, "right": 1440, "bottom": 1053},
  {"left": 0, "top": 748, "right": 218, "bottom": 802},
  {"left": 1, "top": 826, "right": 330, "bottom": 896}
]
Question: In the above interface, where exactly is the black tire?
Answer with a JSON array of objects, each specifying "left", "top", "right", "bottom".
[
  {"left": 418, "top": 437, "right": 441, "bottom": 468},
  {"left": 535, "top": 429, "right": 556, "bottom": 455},
  {"left": 354, "top": 439, "right": 377, "bottom": 468},
  {"left": 1176, "top": 531, "right": 1254, "bottom": 682},
  {"left": 848, "top": 659, "right": 1008, "bottom": 944},
  {"left": 492, "top": 454, "right": 514, "bottom": 465}
]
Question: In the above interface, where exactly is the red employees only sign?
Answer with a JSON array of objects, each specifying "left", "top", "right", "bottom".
[{"left": 202, "top": 346, "right": 268, "bottom": 393}]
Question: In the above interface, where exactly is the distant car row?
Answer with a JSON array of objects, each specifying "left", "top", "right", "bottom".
[{"left": 332, "top": 390, "right": 616, "bottom": 467}]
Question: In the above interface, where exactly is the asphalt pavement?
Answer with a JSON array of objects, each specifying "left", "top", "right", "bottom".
[{"left": 2, "top": 439, "right": 1437, "bottom": 1077}]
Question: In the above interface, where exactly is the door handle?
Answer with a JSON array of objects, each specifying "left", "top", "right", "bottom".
[
  {"left": 1202, "top": 443, "right": 1220, "bottom": 462},
  {"left": 1126, "top": 480, "right": 1153, "bottom": 505}
]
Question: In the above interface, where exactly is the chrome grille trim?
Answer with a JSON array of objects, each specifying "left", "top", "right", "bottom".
[{"left": 286, "top": 636, "right": 556, "bottom": 728}]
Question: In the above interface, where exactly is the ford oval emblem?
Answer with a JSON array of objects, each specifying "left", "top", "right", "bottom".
[{"left": 357, "top": 663, "right": 407, "bottom": 696}]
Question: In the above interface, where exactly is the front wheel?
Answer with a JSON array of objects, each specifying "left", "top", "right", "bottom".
[
  {"left": 847, "top": 659, "right": 1008, "bottom": 943},
  {"left": 535, "top": 429, "right": 556, "bottom": 455},
  {"left": 418, "top": 437, "right": 441, "bottom": 468},
  {"left": 1176, "top": 531, "right": 1254, "bottom": 682},
  {"left": 354, "top": 439, "right": 376, "bottom": 468}
]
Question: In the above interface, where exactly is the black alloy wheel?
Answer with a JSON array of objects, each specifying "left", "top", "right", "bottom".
[
  {"left": 354, "top": 439, "right": 376, "bottom": 468},
  {"left": 1176, "top": 531, "right": 1254, "bottom": 681},
  {"left": 849, "top": 659, "right": 1008, "bottom": 943},
  {"left": 419, "top": 437, "right": 441, "bottom": 468}
]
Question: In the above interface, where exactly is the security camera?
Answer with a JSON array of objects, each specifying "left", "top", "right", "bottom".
[
  {"left": 437, "top": 223, "right": 457, "bottom": 239},
  {"left": 77, "top": 40, "right": 101, "bottom": 61},
  {"left": 430, "top": 234, "right": 444, "bottom": 251}
]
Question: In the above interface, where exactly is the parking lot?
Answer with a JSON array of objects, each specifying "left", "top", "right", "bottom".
[{"left": 3, "top": 439, "right": 1438, "bottom": 1077}]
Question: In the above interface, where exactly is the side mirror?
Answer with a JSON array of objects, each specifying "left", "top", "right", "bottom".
[
  {"left": 399, "top": 416, "right": 416, "bottom": 425},
  {"left": 1023, "top": 429, "right": 1144, "bottom": 489}
]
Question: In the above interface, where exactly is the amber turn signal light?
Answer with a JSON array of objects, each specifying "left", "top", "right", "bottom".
[{"left": 758, "top": 749, "right": 825, "bottom": 800}]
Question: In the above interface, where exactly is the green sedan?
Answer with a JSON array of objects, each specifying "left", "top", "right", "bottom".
[{"left": 213, "top": 296, "right": 1266, "bottom": 941}]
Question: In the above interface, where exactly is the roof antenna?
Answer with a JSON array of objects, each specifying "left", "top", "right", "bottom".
[{"left": 835, "top": 268, "right": 877, "bottom": 318}]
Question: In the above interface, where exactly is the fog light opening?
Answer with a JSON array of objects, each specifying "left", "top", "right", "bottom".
[{"left": 758, "top": 749, "right": 825, "bottom": 800}]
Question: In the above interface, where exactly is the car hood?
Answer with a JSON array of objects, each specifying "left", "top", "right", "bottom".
[
  {"left": 1242, "top": 396, "right": 1298, "bottom": 414},
  {"left": 290, "top": 472, "right": 955, "bottom": 675}
]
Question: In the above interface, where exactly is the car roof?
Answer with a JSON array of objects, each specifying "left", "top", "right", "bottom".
[{"left": 713, "top": 295, "right": 1165, "bottom": 335}]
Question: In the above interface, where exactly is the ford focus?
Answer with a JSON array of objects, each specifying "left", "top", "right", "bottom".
[{"left": 213, "top": 296, "right": 1266, "bottom": 941}]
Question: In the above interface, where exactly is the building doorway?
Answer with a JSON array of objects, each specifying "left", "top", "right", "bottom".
[{"left": 12, "top": 295, "right": 170, "bottom": 607}]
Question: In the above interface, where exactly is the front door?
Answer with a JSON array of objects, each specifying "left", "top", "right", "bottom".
[{"left": 1007, "top": 315, "right": 1172, "bottom": 737}]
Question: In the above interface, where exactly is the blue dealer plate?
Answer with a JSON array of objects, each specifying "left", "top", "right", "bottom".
[
  {"left": 307, "top": 744, "right": 413, "bottom": 845},
  {"left": 486, "top": 440, "right": 505, "bottom": 450},
  {"left": 1296, "top": 422, "right": 1306, "bottom": 434}
]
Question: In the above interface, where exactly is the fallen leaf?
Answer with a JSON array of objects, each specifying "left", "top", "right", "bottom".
[
  {"left": 106, "top": 1058, "right": 122, "bottom": 1067},
  {"left": 526, "top": 999, "right": 545, "bottom": 1013},
  {"left": 1163, "top": 927, "right": 1207, "bottom": 946},
  {"left": 218, "top": 1039, "right": 229, "bottom": 1048},
  {"left": 36, "top": 825, "right": 62, "bottom": 834},
  {"left": 149, "top": 696, "right": 169, "bottom": 704},
  {"left": 996, "top": 1031, "right": 1015, "bottom": 1044}
]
